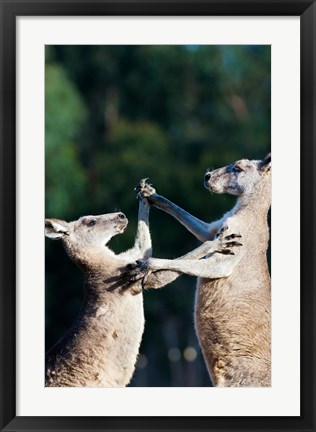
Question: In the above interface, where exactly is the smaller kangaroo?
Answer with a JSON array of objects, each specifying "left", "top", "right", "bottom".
[
  {"left": 128, "top": 155, "right": 271, "bottom": 387},
  {"left": 45, "top": 191, "right": 153, "bottom": 387},
  {"left": 45, "top": 182, "right": 234, "bottom": 387}
]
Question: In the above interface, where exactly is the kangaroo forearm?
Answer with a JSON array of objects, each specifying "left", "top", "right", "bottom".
[
  {"left": 144, "top": 241, "right": 218, "bottom": 289},
  {"left": 133, "top": 202, "right": 152, "bottom": 258},
  {"left": 148, "top": 257, "right": 236, "bottom": 279},
  {"left": 133, "top": 220, "right": 152, "bottom": 258},
  {"left": 138, "top": 199, "right": 150, "bottom": 225},
  {"left": 119, "top": 202, "right": 152, "bottom": 260},
  {"left": 179, "top": 240, "right": 219, "bottom": 260},
  {"left": 149, "top": 193, "right": 211, "bottom": 242}
]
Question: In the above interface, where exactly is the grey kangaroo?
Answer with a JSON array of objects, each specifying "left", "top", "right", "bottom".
[
  {"left": 45, "top": 182, "right": 235, "bottom": 387},
  {"left": 128, "top": 155, "right": 271, "bottom": 387},
  {"left": 45, "top": 195, "right": 152, "bottom": 387}
]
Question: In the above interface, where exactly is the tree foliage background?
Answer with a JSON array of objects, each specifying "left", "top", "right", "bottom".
[{"left": 45, "top": 45, "right": 270, "bottom": 386}]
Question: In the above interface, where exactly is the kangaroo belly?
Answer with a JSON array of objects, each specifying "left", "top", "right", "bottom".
[
  {"left": 195, "top": 272, "right": 271, "bottom": 387},
  {"left": 46, "top": 292, "right": 145, "bottom": 387},
  {"left": 106, "top": 293, "right": 145, "bottom": 386}
]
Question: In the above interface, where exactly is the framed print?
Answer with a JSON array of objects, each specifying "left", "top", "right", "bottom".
[{"left": 0, "top": 1, "right": 315, "bottom": 431}]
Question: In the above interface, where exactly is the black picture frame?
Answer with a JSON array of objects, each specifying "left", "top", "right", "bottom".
[{"left": 0, "top": 1, "right": 315, "bottom": 431}]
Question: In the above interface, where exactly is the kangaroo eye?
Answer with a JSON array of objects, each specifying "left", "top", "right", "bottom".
[
  {"left": 233, "top": 165, "right": 242, "bottom": 173},
  {"left": 88, "top": 220, "right": 96, "bottom": 227}
]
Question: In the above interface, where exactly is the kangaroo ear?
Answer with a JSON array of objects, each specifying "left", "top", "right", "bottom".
[
  {"left": 45, "top": 219, "right": 69, "bottom": 240},
  {"left": 259, "top": 153, "right": 271, "bottom": 173}
]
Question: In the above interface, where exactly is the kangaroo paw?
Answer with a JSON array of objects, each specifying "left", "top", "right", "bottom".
[
  {"left": 215, "top": 228, "right": 242, "bottom": 256},
  {"left": 135, "top": 178, "right": 156, "bottom": 199}
]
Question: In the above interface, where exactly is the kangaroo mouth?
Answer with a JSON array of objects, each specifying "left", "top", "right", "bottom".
[
  {"left": 116, "top": 220, "right": 128, "bottom": 234},
  {"left": 205, "top": 182, "right": 218, "bottom": 193}
]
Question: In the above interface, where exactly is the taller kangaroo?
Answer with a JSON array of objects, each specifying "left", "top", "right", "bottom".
[{"left": 130, "top": 155, "right": 271, "bottom": 387}]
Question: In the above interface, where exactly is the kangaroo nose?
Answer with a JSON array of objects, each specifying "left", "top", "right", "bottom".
[
  {"left": 205, "top": 173, "right": 211, "bottom": 182},
  {"left": 118, "top": 213, "right": 126, "bottom": 220}
]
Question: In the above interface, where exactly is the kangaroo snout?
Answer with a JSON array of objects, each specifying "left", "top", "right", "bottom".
[{"left": 118, "top": 212, "right": 126, "bottom": 220}]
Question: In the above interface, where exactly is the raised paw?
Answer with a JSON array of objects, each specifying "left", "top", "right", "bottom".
[
  {"left": 215, "top": 228, "right": 242, "bottom": 256},
  {"left": 135, "top": 178, "right": 156, "bottom": 199}
]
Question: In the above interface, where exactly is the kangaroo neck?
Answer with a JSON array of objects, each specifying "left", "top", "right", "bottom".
[{"left": 233, "top": 178, "right": 271, "bottom": 218}]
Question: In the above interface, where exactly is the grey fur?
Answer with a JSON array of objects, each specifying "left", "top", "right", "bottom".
[{"left": 45, "top": 197, "right": 152, "bottom": 387}]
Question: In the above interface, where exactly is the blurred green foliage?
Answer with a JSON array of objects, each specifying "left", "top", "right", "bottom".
[
  {"left": 45, "top": 45, "right": 270, "bottom": 387},
  {"left": 45, "top": 63, "right": 88, "bottom": 218}
]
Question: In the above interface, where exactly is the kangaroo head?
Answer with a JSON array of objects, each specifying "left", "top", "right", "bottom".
[
  {"left": 45, "top": 212, "right": 128, "bottom": 268},
  {"left": 204, "top": 154, "right": 271, "bottom": 196}
]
